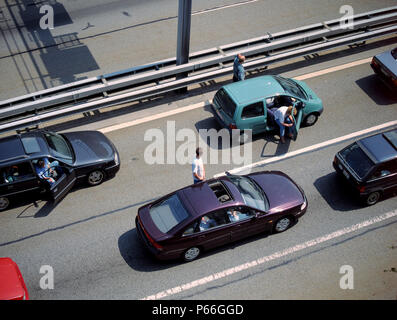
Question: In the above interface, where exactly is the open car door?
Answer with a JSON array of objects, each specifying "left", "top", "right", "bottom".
[
  {"left": 290, "top": 102, "right": 304, "bottom": 141},
  {"left": 49, "top": 166, "right": 76, "bottom": 205}
]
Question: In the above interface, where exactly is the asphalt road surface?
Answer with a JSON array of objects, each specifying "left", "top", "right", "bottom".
[{"left": 0, "top": 0, "right": 396, "bottom": 300}]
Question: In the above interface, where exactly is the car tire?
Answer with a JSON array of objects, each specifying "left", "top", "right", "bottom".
[
  {"left": 303, "top": 113, "right": 319, "bottom": 127},
  {"left": 0, "top": 196, "right": 10, "bottom": 211},
  {"left": 183, "top": 247, "right": 201, "bottom": 262},
  {"left": 273, "top": 216, "right": 293, "bottom": 233},
  {"left": 87, "top": 170, "right": 105, "bottom": 186},
  {"left": 365, "top": 191, "right": 381, "bottom": 206}
]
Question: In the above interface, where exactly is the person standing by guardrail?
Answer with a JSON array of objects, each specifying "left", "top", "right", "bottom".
[{"left": 233, "top": 53, "right": 246, "bottom": 82}]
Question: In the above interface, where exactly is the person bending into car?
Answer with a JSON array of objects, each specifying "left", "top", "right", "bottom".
[
  {"left": 35, "top": 158, "right": 60, "bottom": 186},
  {"left": 274, "top": 106, "right": 297, "bottom": 144}
]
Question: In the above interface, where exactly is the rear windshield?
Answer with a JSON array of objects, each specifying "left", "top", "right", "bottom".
[
  {"left": 228, "top": 175, "right": 269, "bottom": 211},
  {"left": 149, "top": 194, "right": 190, "bottom": 233},
  {"left": 214, "top": 89, "right": 237, "bottom": 118},
  {"left": 340, "top": 143, "right": 374, "bottom": 179}
]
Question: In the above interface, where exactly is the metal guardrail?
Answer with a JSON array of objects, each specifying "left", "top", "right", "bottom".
[{"left": 0, "top": 6, "right": 397, "bottom": 133}]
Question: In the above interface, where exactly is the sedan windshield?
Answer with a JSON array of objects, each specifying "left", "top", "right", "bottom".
[
  {"left": 44, "top": 132, "right": 74, "bottom": 164},
  {"left": 228, "top": 175, "right": 269, "bottom": 211},
  {"left": 149, "top": 194, "right": 190, "bottom": 233},
  {"left": 274, "top": 76, "right": 307, "bottom": 100},
  {"left": 340, "top": 143, "right": 374, "bottom": 179}
]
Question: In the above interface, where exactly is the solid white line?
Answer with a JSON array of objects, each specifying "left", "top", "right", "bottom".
[
  {"left": 141, "top": 209, "right": 397, "bottom": 300},
  {"left": 294, "top": 57, "right": 372, "bottom": 80},
  {"left": 192, "top": 0, "right": 259, "bottom": 16},
  {"left": 214, "top": 120, "right": 397, "bottom": 177},
  {"left": 99, "top": 101, "right": 211, "bottom": 133}
]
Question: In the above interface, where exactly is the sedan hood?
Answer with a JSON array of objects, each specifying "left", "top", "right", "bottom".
[
  {"left": 63, "top": 131, "right": 115, "bottom": 166},
  {"left": 248, "top": 171, "right": 304, "bottom": 210}
]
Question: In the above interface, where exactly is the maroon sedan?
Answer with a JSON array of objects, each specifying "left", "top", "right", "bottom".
[{"left": 136, "top": 171, "right": 307, "bottom": 262}]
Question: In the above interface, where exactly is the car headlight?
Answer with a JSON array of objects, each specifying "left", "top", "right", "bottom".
[
  {"left": 114, "top": 152, "right": 119, "bottom": 166},
  {"left": 300, "top": 198, "right": 307, "bottom": 211}
]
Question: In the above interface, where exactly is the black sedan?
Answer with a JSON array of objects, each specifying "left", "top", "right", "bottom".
[{"left": 0, "top": 129, "right": 120, "bottom": 210}]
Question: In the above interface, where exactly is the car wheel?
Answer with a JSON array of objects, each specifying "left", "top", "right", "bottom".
[
  {"left": 183, "top": 247, "right": 201, "bottom": 262},
  {"left": 303, "top": 113, "right": 318, "bottom": 127},
  {"left": 365, "top": 191, "right": 381, "bottom": 206},
  {"left": 0, "top": 196, "right": 10, "bottom": 211},
  {"left": 274, "top": 216, "right": 293, "bottom": 233},
  {"left": 87, "top": 170, "right": 105, "bottom": 186}
]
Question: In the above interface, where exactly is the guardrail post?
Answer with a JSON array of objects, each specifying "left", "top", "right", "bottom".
[{"left": 176, "top": 0, "right": 192, "bottom": 93}]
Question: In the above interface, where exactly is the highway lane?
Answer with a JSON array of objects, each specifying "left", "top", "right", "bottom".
[
  {"left": 1, "top": 0, "right": 396, "bottom": 99},
  {"left": 0, "top": 56, "right": 396, "bottom": 299}
]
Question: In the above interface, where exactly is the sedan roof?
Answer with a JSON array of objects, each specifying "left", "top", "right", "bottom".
[
  {"left": 0, "top": 131, "right": 50, "bottom": 165},
  {"left": 178, "top": 178, "right": 243, "bottom": 218},
  {"left": 358, "top": 129, "right": 397, "bottom": 164}
]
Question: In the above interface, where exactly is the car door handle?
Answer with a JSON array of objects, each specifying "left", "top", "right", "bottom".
[{"left": 198, "top": 235, "right": 206, "bottom": 239}]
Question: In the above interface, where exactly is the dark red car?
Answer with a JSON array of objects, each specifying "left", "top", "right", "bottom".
[
  {"left": 0, "top": 258, "right": 29, "bottom": 300},
  {"left": 136, "top": 171, "right": 307, "bottom": 262}
]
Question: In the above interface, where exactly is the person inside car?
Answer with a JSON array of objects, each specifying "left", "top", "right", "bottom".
[
  {"left": 227, "top": 210, "right": 240, "bottom": 222},
  {"left": 3, "top": 166, "right": 19, "bottom": 183},
  {"left": 35, "top": 158, "right": 60, "bottom": 186},
  {"left": 199, "top": 215, "right": 217, "bottom": 231}
]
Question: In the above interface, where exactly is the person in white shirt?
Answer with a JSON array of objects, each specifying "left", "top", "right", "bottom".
[
  {"left": 273, "top": 106, "right": 296, "bottom": 143},
  {"left": 192, "top": 147, "right": 205, "bottom": 184}
]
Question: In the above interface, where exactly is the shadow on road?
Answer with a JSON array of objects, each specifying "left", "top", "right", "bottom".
[
  {"left": 313, "top": 172, "right": 362, "bottom": 212},
  {"left": 118, "top": 226, "right": 305, "bottom": 272},
  {"left": 355, "top": 75, "right": 397, "bottom": 106},
  {"left": 0, "top": 197, "right": 157, "bottom": 247},
  {"left": 2, "top": 0, "right": 99, "bottom": 94},
  {"left": 118, "top": 229, "right": 180, "bottom": 272}
]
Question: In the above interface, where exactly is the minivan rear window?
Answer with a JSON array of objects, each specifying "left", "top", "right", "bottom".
[
  {"left": 149, "top": 194, "right": 190, "bottom": 233},
  {"left": 214, "top": 89, "right": 237, "bottom": 118},
  {"left": 340, "top": 143, "right": 374, "bottom": 179}
]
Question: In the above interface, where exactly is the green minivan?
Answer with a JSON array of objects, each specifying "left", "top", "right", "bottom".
[{"left": 211, "top": 75, "right": 323, "bottom": 140}]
